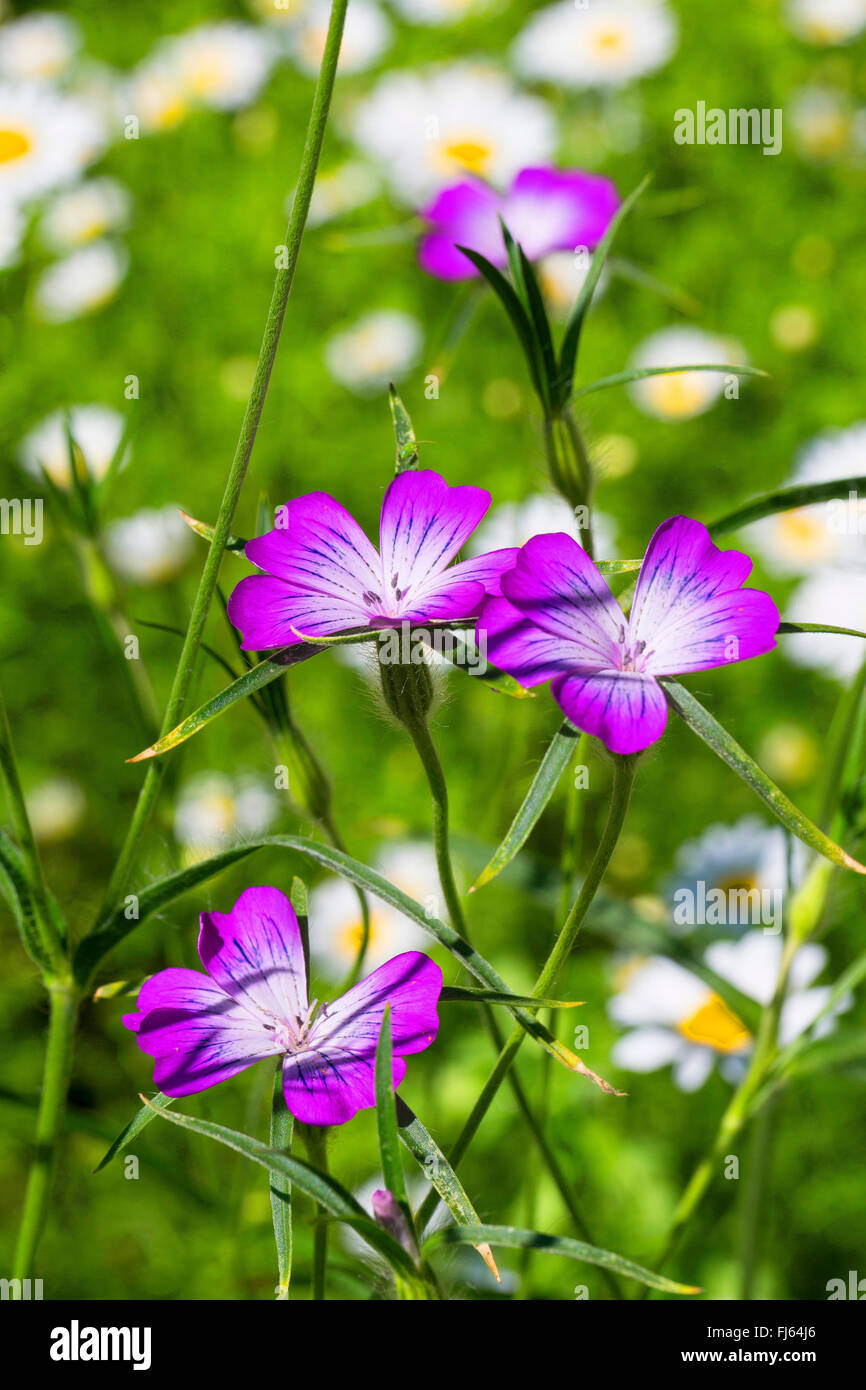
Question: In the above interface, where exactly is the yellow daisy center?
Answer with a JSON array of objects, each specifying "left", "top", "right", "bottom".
[
  {"left": 0, "top": 127, "right": 33, "bottom": 164},
  {"left": 714, "top": 872, "right": 758, "bottom": 896},
  {"left": 777, "top": 509, "right": 827, "bottom": 558},
  {"left": 648, "top": 373, "right": 709, "bottom": 418},
  {"left": 188, "top": 53, "right": 230, "bottom": 97},
  {"left": 439, "top": 136, "right": 494, "bottom": 176},
  {"left": 336, "top": 913, "right": 384, "bottom": 960},
  {"left": 593, "top": 27, "right": 627, "bottom": 53},
  {"left": 677, "top": 992, "right": 750, "bottom": 1053}
]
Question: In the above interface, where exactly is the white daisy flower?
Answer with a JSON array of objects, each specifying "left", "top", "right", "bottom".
[
  {"left": 19, "top": 404, "right": 127, "bottom": 489},
  {"left": 33, "top": 240, "right": 128, "bottom": 322},
  {"left": 0, "top": 12, "right": 81, "bottom": 84},
  {"left": 389, "top": 0, "right": 490, "bottom": 24},
  {"left": 512, "top": 0, "right": 678, "bottom": 90},
  {"left": 174, "top": 772, "right": 279, "bottom": 864},
  {"left": 324, "top": 308, "right": 422, "bottom": 394},
  {"left": 39, "top": 177, "right": 132, "bottom": 252},
  {"left": 785, "top": 0, "right": 866, "bottom": 45},
  {"left": 609, "top": 931, "right": 850, "bottom": 1092},
  {"left": 626, "top": 326, "right": 742, "bottom": 421},
  {"left": 124, "top": 56, "right": 190, "bottom": 133},
  {"left": 104, "top": 505, "right": 194, "bottom": 585},
  {"left": 783, "top": 569, "right": 866, "bottom": 681},
  {"left": 666, "top": 815, "right": 800, "bottom": 927},
  {"left": 163, "top": 22, "right": 276, "bottom": 111},
  {"left": 536, "top": 250, "right": 610, "bottom": 320},
  {"left": 306, "top": 160, "right": 381, "bottom": 226},
  {"left": 790, "top": 86, "right": 857, "bottom": 160},
  {"left": 745, "top": 422, "right": 866, "bottom": 577},
  {"left": 309, "top": 841, "right": 437, "bottom": 979},
  {"left": 0, "top": 199, "right": 24, "bottom": 269},
  {"left": 0, "top": 83, "right": 106, "bottom": 205},
  {"left": 25, "top": 776, "right": 85, "bottom": 843},
  {"left": 288, "top": 0, "right": 392, "bottom": 76},
  {"left": 349, "top": 62, "right": 556, "bottom": 205},
  {"left": 246, "top": 0, "right": 307, "bottom": 23},
  {"left": 467, "top": 491, "right": 618, "bottom": 560}
]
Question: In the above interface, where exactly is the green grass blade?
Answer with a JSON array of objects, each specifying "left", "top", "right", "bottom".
[
  {"left": 572, "top": 362, "right": 766, "bottom": 402},
  {"left": 389, "top": 386, "right": 419, "bottom": 472},
  {"left": 375, "top": 1007, "right": 409, "bottom": 1211},
  {"left": 779, "top": 621, "right": 866, "bottom": 640},
  {"left": 472, "top": 721, "right": 580, "bottom": 889},
  {"left": 399, "top": 1107, "right": 500, "bottom": 1281},
  {"left": 661, "top": 679, "right": 866, "bottom": 874},
  {"left": 269, "top": 1065, "right": 294, "bottom": 1299},
  {"left": 423, "top": 1223, "right": 700, "bottom": 1295},
  {"left": 440, "top": 986, "right": 581, "bottom": 1009},
  {"left": 93, "top": 1092, "right": 175, "bottom": 1172},
  {"left": 709, "top": 476, "right": 866, "bottom": 536},
  {"left": 456, "top": 243, "right": 548, "bottom": 405}
]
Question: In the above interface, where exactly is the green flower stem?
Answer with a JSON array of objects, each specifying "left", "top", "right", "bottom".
[
  {"left": 543, "top": 410, "right": 594, "bottom": 556},
  {"left": 270, "top": 1061, "right": 294, "bottom": 1301},
  {"left": 12, "top": 980, "right": 79, "bottom": 1278},
  {"left": 737, "top": 1091, "right": 778, "bottom": 1300},
  {"left": 0, "top": 682, "right": 66, "bottom": 977},
  {"left": 303, "top": 1124, "right": 330, "bottom": 1300},
  {"left": 418, "top": 753, "right": 637, "bottom": 1231},
  {"left": 650, "top": 933, "right": 799, "bottom": 1288},
  {"left": 76, "top": 536, "right": 159, "bottom": 744},
  {"left": 93, "top": 0, "right": 349, "bottom": 927}
]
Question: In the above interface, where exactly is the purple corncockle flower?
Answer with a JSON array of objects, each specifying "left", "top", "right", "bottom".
[
  {"left": 122, "top": 886, "right": 442, "bottom": 1126},
  {"left": 226, "top": 469, "right": 518, "bottom": 651},
  {"left": 478, "top": 516, "right": 780, "bottom": 756},
  {"left": 418, "top": 166, "right": 620, "bottom": 281}
]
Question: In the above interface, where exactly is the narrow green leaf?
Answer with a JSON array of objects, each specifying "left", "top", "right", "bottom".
[
  {"left": 456, "top": 243, "right": 548, "bottom": 405},
  {"left": 134, "top": 617, "right": 246, "bottom": 689},
  {"left": 558, "top": 175, "right": 651, "bottom": 402},
  {"left": 596, "top": 559, "right": 642, "bottom": 574},
  {"left": 661, "top": 679, "right": 866, "bottom": 874},
  {"left": 423, "top": 1224, "right": 700, "bottom": 1295},
  {"left": 472, "top": 721, "right": 580, "bottom": 889},
  {"left": 516, "top": 237, "right": 557, "bottom": 403},
  {"left": 709, "top": 477, "right": 866, "bottom": 537},
  {"left": 399, "top": 1107, "right": 500, "bottom": 1281},
  {"left": 375, "top": 1007, "right": 409, "bottom": 1212},
  {"left": 179, "top": 510, "right": 248, "bottom": 552},
  {"left": 269, "top": 1064, "right": 294, "bottom": 1299},
  {"left": 572, "top": 362, "right": 766, "bottom": 402},
  {"left": 440, "top": 986, "right": 581, "bottom": 1010},
  {"left": 140, "top": 1098, "right": 421, "bottom": 1281},
  {"left": 93, "top": 410, "right": 135, "bottom": 509},
  {"left": 779, "top": 621, "right": 866, "bottom": 640},
  {"left": 389, "top": 387, "right": 419, "bottom": 472},
  {"left": 435, "top": 630, "right": 535, "bottom": 699},
  {"left": 74, "top": 836, "right": 594, "bottom": 1079},
  {"left": 0, "top": 832, "right": 50, "bottom": 973},
  {"left": 94, "top": 1092, "right": 175, "bottom": 1172}
]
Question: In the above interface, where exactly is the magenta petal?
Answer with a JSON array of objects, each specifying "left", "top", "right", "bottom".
[
  {"left": 312, "top": 952, "right": 443, "bottom": 1059},
  {"left": 379, "top": 469, "right": 491, "bottom": 599},
  {"left": 226, "top": 574, "right": 371, "bottom": 650},
  {"left": 444, "top": 546, "right": 520, "bottom": 597},
  {"left": 246, "top": 493, "right": 382, "bottom": 596},
  {"left": 418, "top": 179, "right": 504, "bottom": 280},
  {"left": 552, "top": 670, "right": 669, "bottom": 755},
  {"left": 503, "top": 167, "right": 620, "bottom": 259},
  {"left": 199, "top": 885, "right": 308, "bottom": 1026},
  {"left": 500, "top": 532, "right": 624, "bottom": 663},
  {"left": 629, "top": 516, "right": 780, "bottom": 675},
  {"left": 124, "top": 967, "right": 278, "bottom": 1098},
  {"left": 478, "top": 594, "right": 586, "bottom": 687},
  {"left": 282, "top": 1049, "right": 406, "bottom": 1127},
  {"left": 419, "top": 232, "right": 481, "bottom": 280}
]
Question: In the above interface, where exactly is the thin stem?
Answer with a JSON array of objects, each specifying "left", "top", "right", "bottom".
[
  {"left": 93, "top": 0, "right": 349, "bottom": 926},
  {"left": 304, "top": 1126, "right": 330, "bottom": 1300},
  {"left": 13, "top": 981, "right": 79, "bottom": 1277},
  {"left": 270, "top": 1061, "right": 294, "bottom": 1301},
  {"left": 737, "top": 1091, "right": 777, "bottom": 1300},
  {"left": 543, "top": 409, "right": 594, "bottom": 557},
  {"left": 421, "top": 754, "right": 636, "bottom": 1202},
  {"left": 0, "top": 682, "right": 66, "bottom": 976}
]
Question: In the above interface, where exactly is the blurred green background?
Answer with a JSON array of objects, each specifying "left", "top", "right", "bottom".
[{"left": 1, "top": 0, "right": 865, "bottom": 1300}]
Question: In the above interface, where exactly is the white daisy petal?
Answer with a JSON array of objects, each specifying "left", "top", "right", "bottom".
[
  {"left": 512, "top": 0, "right": 678, "bottom": 90},
  {"left": 610, "top": 1026, "right": 684, "bottom": 1072}
]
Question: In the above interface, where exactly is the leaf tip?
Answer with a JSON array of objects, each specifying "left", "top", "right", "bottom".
[
  {"left": 476, "top": 1241, "right": 501, "bottom": 1283},
  {"left": 126, "top": 746, "right": 156, "bottom": 763}
]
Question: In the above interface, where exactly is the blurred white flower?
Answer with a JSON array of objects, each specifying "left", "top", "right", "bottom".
[
  {"left": 350, "top": 62, "right": 555, "bottom": 204},
  {"left": 785, "top": 0, "right": 866, "bottom": 45},
  {"left": 174, "top": 772, "right": 279, "bottom": 863},
  {"left": 124, "top": 57, "right": 190, "bottom": 133},
  {"left": 39, "top": 177, "right": 132, "bottom": 252},
  {"left": 306, "top": 160, "right": 381, "bottom": 226},
  {"left": 288, "top": 0, "right": 392, "bottom": 76},
  {"left": 165, "top": 22, "right": 277, "bottom": 111},
  {"left": 626, "top": 326, "right": 741, "bottom": 420},
  {"left": 26, "top": 776, "right": 85, "bottom": 843},
  {"left": 19, "top": 404, "right": 127, "bottom": 489},
  {"left": 666, "top": 815, "right": 799, "bottom": 921},
  {"left": 789, "top": 86, "right": 860, "bottom": 160},
  {"left": 33, "top": 240, "right": 128, "bottom": 322},
  {"left": 0, "top": 12, "right": 81, "bottom": 83},
  {"left": 609, "top": 932, "right": 850, "bottom": 1092},
  {"left": 468, "top": 492, "right": 617, "bottom": 560},
  {"left": 783, "top": 569, "right": 866, "bottom": 681},
  {"left": 309, "top": 841, "right": 437, "bottom": 979},
  {"left": 512, "top": 0, "right": 678, "bottom": 89},
  {"left": 104, "top": 505, "right": 194, "bottom": 585},
  {"left": 389, "top": 0, "right": 490, "bottom": 24},
  {"left": 0, "top": 199, "right": 24, "bottom": 269},
  {"left": 246, "top": 0, "right": 308, "bottom": 22},
  {"left": 0, "top": 83, "right": 106, "bottom": 205},
  {"left": 324, "top": 309, "right": 422, "bottom": 394},
  {"left": 745, "top": 422, "right": 866, "bottom": 577}
]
